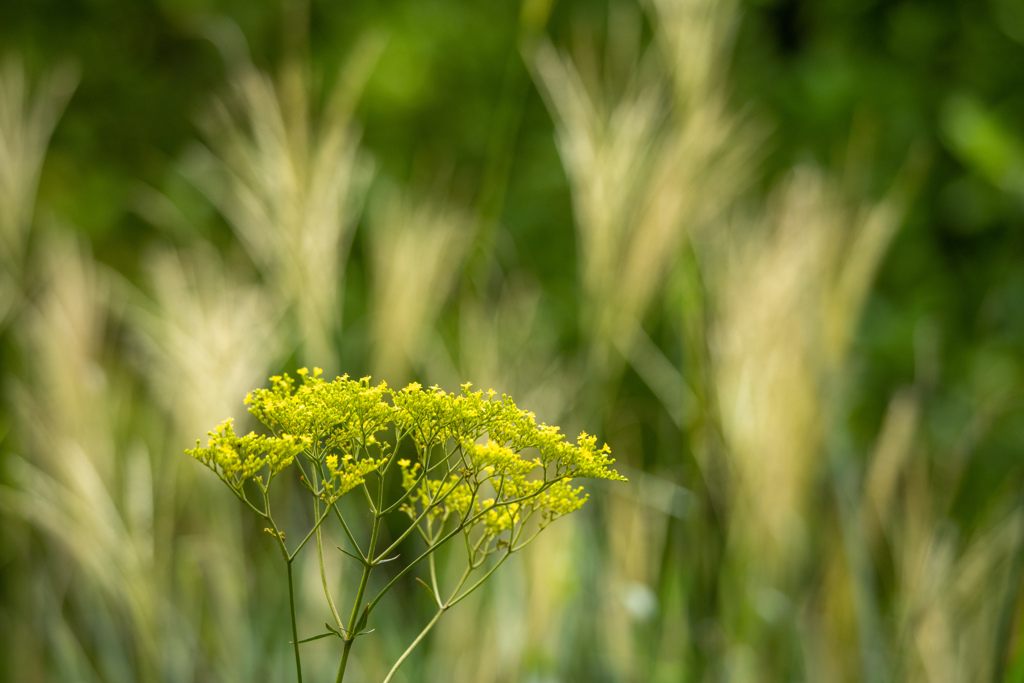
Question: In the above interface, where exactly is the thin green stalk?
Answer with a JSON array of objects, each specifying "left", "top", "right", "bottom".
[
  {"left": 381, "top": 607, "right": 446, "bottom": 683},
  {"left": 336, "top": 479, "right": 385, "bottom": 683},
  {"left": 336, "top": 633, "right": 355, "bottom": 683},
  {"left": 231, "top": 486, "right": 269, "bottom": 518},
  {"left": 336, "top": 549, "right": 373, "bottom": 683},
  {"left": 379, "top": 561, "right": 474, "bottom": 683},
  {"left": 315, "top": 477, "right": 344, "bottom": 628},
  {"left": 330, "top": 502, "right": 366, "bottom": 561},
  {"left": 288, "top": 505, "right": 333, "bottom": 560},
  {"left": 378, "top": 443, "right": 459, "bottom": 518},
  {"left": 449, "top": 550, "right": 512, "bottom": 608},
  {"left": 428, "top": 544, "right": 441, "bottom": 604},
  {"left": 380, "top": 459, "right": 431, "bottom": 514},
  {"left": 262, "top": 491, "right": 289, "bottom": 559},
  {"left": 373, "top": 472, "right": 471, "bottom": 563},
  {"left": 366, "top": 521, "right": 469, "bottom": 614},
  {"left": 360, "top": 479, "right": 377, "bottom": 512},
  {"left": 287, "top": 559, "right": 303, "bottom": 683}
]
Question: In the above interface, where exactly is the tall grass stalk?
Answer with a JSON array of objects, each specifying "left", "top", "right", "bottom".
[
  {"left": 181, "top": 45, "right": 378, "bottom": 369},
  {"left": 0, "top": 57, "right": 77, "bottom": 324},
  {"left": 532, "top": 0, "right": 756, "bottom": 387},
  {"left": 368, "top": 185, "right": 475, "bottom": 383}
]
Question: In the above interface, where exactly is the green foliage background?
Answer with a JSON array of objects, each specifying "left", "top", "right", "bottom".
[{"left": 3, "top": 0, "right": 1024, "bottom": 681}]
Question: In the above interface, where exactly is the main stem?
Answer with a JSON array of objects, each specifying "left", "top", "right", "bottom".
[
  {"left": 336, "top": 492, "right": 384, "bottom": 682},
  {"left": 336, "top": 552, "right": 373, "bottom": 682},
  {"left": 287, "top": 559, "right": 303, "bottom": 683},
  {"left": 336, "top": 633, "right": 356, "bottom": 683}
]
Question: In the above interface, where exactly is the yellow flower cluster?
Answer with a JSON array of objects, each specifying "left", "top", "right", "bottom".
[
  {"left": 391, "top": 382, "right": 624, "bottom": 548},
  {"left": 392, "top": 382, "right": 624, "bottom": 480},
  {"left": 245, "top": 369, "right": 394, "bottom": 457},
  {"left": 321, "top": 451, "right": 384, "bottom": 504},
  {"left": 186, "top": 418, "right": 307, "bottom": 490},
  {"left": 189, "top": 369, "right": 393, "bottom": 495},
  {"left": 189, "top": 371, "right": 623, "bottom": 538}
]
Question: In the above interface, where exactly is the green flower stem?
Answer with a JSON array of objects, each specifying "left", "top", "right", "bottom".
[
  {"left": 365, "top": 483, "right": 485, "bottom": 616},
  {"left": 509, "top": 512, "right": 548, "bottom": 552},
  {"left": 365, "top": 522, "right": 466, "bottom": 614},
  {"left": 380, "top": 463, "right": 430, "bottom": 515},
  {"left": 316, "top": 484, "right": 344, "bottom": 629},
  {"left": 448, "top": 549, "right": 512, "bottom": 609},
  {"left": 367, "top": 495, "right": 526, "bottom": 612},
  {"left": 372, "top": 473, "right": 472, "bottom": 563},
  {"left": 378, "top": 443, "right": 459, "bottom": 518},
  {"left": 293, "top": 455, "right": 314, "bottom": 490},
  {"left": 263, "top": 496, "right": 290, "bottom": 558},
  {"left": 427, "top": 535, "right": 441, "bottom": 605},
  {"left": 336, "top": 548, "right": 373, "bottom": 682},
  {"left": 490, "top": 478, "right": 569, "bottom": 509},
  {"left": 231, "top": 486, "right": 269, "bottom": 518},
  {"left": 335, "top": 626, "right": 355, "bottom": 682},
  {"left": 447, "top": 562, "right": 474, "bottom": 603},
  {"left": 336, "top": 477, "right": 385, "bottom": 683},
  {"left": 360, "top": 479, "right": 377, "bottom": 513},
  {"left": 287, "top": 559, "right": 303, "bottom": 683},
  {"left": 425, "top": 448, "right": 457, "bottom": 477},
  {"left": 287, "top": 506, "right": 332, "bottom": 561},
  {"left": 380, "top": 607, "right": 446, "bottom": 683},
  {"left": 470, "top": 527, "right": 490, "bottom": 558},
  {"left": 262, "top": 501, "right": 304, "bottom": 683},
  {"left": 382, "top": 562, "right": 475, "bottom": 683},
  {"left": 330, "top": 503, "right": 366, "bottom": 561}
]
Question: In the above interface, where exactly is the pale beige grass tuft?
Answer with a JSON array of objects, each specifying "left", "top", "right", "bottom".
[
  {"left": 0, "top": 57, "right": 77, "bottom": 323},
  {"left": 368, "top": 186, "right": 475, "bottom": 383},
  {"left": 182, "top": 44, "right": 379, "bottom": 367}
]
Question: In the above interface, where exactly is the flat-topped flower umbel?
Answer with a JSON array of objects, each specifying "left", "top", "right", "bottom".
[{"left": 188, "top": 368, "right": 624, "bottom": 683}]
